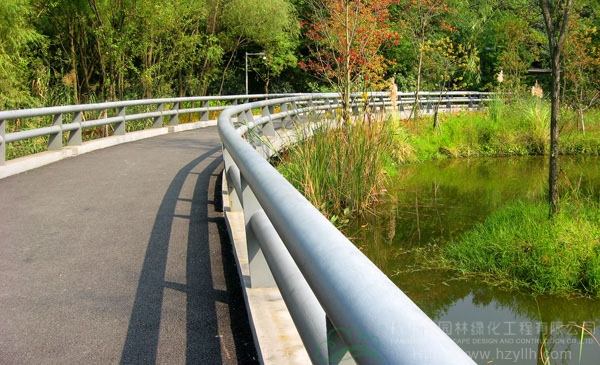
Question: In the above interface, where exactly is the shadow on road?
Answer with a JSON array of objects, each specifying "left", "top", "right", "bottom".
[{"left": 120, "top": 147, "right": 258, "bottom": 364}]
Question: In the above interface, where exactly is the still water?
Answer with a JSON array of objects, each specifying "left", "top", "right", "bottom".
[{"left": 348, "top": 156, "right": 600, "bottom": 364}]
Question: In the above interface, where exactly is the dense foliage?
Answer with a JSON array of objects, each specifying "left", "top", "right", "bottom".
[{"left": 1, "top": 0, "right": 599, "bottom": 110}]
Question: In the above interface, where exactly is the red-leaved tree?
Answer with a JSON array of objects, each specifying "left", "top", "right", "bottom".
[{"left": 300, "top": 0, "right": 398, "bottom": 121}]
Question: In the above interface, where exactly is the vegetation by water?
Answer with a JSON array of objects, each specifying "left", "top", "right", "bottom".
[
  {"left": 441, "top": 195, "right": 600, "bottom": 297},
  {"left": 277, "top": 116, "right": 398, "bottom": 219},
  {"left": 277, "top": 98, "right": 600, "bottom": 297},
  {"left": 279, "top": 97, "right": 600, "bottom": 217},
  {"left": 399, "top": 97, "right": 600, "bottom": 162}
]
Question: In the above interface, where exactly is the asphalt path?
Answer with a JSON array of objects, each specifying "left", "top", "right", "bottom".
[{"left": 0, "top": 127, "right": 258, "bottom": 364}]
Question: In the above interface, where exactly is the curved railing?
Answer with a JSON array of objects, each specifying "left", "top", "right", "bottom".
[
  {"left": 0, "top": 94, "right": 292, "bottom": 167},
  {"left": 218, "top": 93, "right": 479, "bottom": 364},
  {"left": 0, "top": 91, "right": 489, "bottom": 362},
  {"left": 0, "top": 91, "right": 489, "bottom": 167}
]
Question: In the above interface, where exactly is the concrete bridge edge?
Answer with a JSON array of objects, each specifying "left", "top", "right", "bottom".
[{"left": 221, "top": 173, "right": 311, "bottom": 364}]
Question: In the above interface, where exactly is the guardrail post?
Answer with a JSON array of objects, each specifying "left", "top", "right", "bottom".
[
  {"left": 169, "top": 102, "right": 179, "bottom": 126},
  {"left": 68, "top": 112, "right": 83, "bottom": 146},
  {"left": 0, "top": 119, "right": 5, "bottom": 165},
  {"left": 115, "top": 107, "right": 126, "bottom": 135},
  {"left": 351, "top": 96, "right": 359, "bottom": 116},
  {"left": 262, "top": 106, "right": 276, "bottom": 136},
  {"left": 468, "top": 94, "right": 474, "bottom": 109},
  {"left": 153, "top": 103, "right": 164, "bottom": 128},
  {"left": 200, "top": 100, "right": 210, "bottom": 121},
  {"left": 245, "top": 109, "right": 254, "bottom": 126},
  {"left": 281, "top": 102, "right": 292, "bottom": 126},
  {"left": 48, "top": 113, "right": 62, "bottom": 151},
  {"left": 242, "top": 176, "right": 276, "bottom": 288},
  {"left": 223, "top": 149, "right": 242, "bottom": 211},
  {"left": 324, "top": 320, "right": 355, "bottom": 363}
]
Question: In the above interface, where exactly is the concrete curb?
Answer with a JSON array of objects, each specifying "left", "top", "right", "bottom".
[{"left": 0, "top": 120, "right": 216, "bottom": 180}]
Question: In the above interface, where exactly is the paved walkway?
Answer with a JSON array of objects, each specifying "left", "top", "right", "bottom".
[{"left": 0, "top": 127, "right": 258, "bottom": 364}]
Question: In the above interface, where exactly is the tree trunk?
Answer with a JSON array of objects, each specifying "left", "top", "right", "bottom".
[
  {"left": 414, "top": 46, "right": 423, "bottom": 122},
  {"left": 68, "top": 23, "right": 79, "bottom": 104},
  {"left": 540, "top": 0, "right": 572, "bottom": 217},
  {"left": 548, "top": 53, "right": 560, "bottom": 216}
]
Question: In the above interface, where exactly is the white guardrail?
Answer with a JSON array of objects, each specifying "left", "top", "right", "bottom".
[{"left": 0, "top": 91, "right": 490, "bottom": 363}]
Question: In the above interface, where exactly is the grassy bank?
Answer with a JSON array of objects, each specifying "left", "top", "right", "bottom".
[
  {"left": 441, "top": 196, "right": 600, "bottom": 297},
  {"left": 400, "top": 97, "right": 600, "bottom": 161}
]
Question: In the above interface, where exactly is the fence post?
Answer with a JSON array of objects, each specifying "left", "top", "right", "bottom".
[
  {"left": 153, "top": 103, "right": 164, "bottom": 128},
  {"left": 68, "top": 112, "right": 83, "bottom": 146},
  {"left": 262, "top": 106, "right": 276, "bottom": 136},
  {"left": 0, "top": 119, "right": 5, "bottom": 165},
  {"left": 169, "top": 102, "right": 179, "bottom": 126},
  {"left": 114, "top": 107, "right": 126, "bottom": 135},
  {"left": 281, "top": 102, "right": 292, "bottom": 126},
  {"left": 223, "top": 149, "right": 242, "bottom": 211},
  {"left": 245, "top": 109, "right": 254, "bottom": 127},
  {"left": 201, "top": 100, "right": 210, "bottom": 121},
  {"left": 48, "top": 113, "right": 62, "bottom": 151},
  {"left": 351, "top": 96, "right": 359, "bottom": 116},
  {"left": 242, "top": 175, "right": 276, "bottom": 288}
]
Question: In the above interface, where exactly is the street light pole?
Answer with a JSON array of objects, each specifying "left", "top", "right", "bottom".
[{"left": 245, "top": 52, "right": 266, "bottom": 95}]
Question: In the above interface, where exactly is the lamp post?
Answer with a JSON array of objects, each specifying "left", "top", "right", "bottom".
[{"left": 245, "top": 52, "right": 266, "bottom": 95}]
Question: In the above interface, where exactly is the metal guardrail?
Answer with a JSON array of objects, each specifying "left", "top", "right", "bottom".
[
  {"left": 0, "top": 91, "right": 489, "bottom": 363},
  {"left": 0, "top": 91, "right": 490, "bottom": 166},
  {"left": 0, "top": 94, "right": 302, "bottom": 165},
  {"left": 219, "top": 92, "right": 480, "bottom": 364}
]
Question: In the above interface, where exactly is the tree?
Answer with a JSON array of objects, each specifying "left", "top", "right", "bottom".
[
  {"left": 394, "top": 0, "right": 452, "bottom": 120},
  {"left": 538, "top": 0, "right": 573, "bottom": 216},
  {"left": 301, "top": 0, "right": 398, "bottom": 121},
  {"left": 218, "top": 0, "right": 299, "bottom": 95},
  {"left": 492, "top": 12, "right": 542, "bottom": 93},
  {"left": 562, "top": 6, "right": 600, "bottom": 133},
  {"left": 422, "top": 37, "right": 477, "bottom": 129},
  {"left": 0, "top": 0, "right": 43, "bottom": 109}
]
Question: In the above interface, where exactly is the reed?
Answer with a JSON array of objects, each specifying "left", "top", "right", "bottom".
[{"left": 277, "top": 115, "right": 397, "bottom": 218}]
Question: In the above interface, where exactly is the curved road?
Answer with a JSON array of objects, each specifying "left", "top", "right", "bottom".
[{"left": 0, "top": 127, "right": 258, "bottom": 364}]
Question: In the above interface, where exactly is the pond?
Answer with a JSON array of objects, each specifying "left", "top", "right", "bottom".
[{"left": 348, "top": 156, "right": 600, "bottom": 364}]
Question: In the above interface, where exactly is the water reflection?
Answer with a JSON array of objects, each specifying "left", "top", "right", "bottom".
[{"left": 349, "top": 156, "right": 600, "bottom": 364}]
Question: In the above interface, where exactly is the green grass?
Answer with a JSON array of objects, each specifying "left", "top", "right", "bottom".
[
  {"left": 441, "top": 195, "right": 600, "bottom": 297},
  {"left": 400, "top": 96, "right": 600, "bottom": 161}
]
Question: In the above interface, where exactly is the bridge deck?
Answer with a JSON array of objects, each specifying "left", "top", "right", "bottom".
[{"left": 0, "top": 127, "right": 258, "bottom": 364}]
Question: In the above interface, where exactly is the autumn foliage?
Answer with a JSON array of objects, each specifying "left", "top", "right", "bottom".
[{"left": 301, "top": 0, "right": 399, "bottom": 118}]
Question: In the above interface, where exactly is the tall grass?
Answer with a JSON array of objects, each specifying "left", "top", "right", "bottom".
[{"left": 277, "top": 116, "right": 397, "bottom": 218}]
